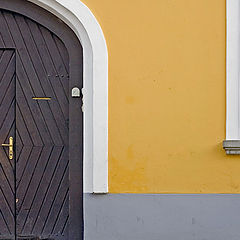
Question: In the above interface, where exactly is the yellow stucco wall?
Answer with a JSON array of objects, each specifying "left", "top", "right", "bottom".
[{"left": 82, "top": 0, "right": 235, "bottom": 193}]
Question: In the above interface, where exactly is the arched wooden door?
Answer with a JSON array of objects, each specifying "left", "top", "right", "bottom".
[{"left": 0, "top": 1, "right": 83, "bottom": 239}]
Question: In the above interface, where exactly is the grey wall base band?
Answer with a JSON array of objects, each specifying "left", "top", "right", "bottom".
[{"left": 84, "top": 193, "right": 240, "bottom": 240}]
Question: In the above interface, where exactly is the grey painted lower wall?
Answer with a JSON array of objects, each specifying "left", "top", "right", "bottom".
[{"left": 84, "top": 194, "right": 240, "bottom": 240}]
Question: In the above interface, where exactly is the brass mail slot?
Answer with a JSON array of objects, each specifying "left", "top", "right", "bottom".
[{"left": 32, "top": 97, "right": 51, "bottom": 100}]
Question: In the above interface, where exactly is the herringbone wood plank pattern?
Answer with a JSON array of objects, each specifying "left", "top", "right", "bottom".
[
  {"left": 0, "top": 9, "right": 70, "bottom": 240},
  {"left": 0, "top": 49, "right": 15, "bottom": 240}
]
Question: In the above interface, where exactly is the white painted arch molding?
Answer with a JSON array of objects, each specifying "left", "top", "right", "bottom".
[{"left": 27, "top": 0, "right": 108, "bottom": 193}]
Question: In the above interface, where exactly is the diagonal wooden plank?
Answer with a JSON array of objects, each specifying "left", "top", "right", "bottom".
[
  {"left": 62, "top": 216, "right": 69, "bottom": 237},
  {"left": 14, "top": 14, "right": 65, "bottom": 146},
  {"left": 16, "top": 147, "right": 42, "bottom": 212},
  {"left": 8, "top": 12, "right": 63, "bottom": 146},
  {"left": 0, "top": 50, "right": 4, "bottom": 60},
  {"left": 18, "top": 147, "right": 63, "bottom": 235},
  {"left": 52, "top": 191, "right": 69, "bottom": 235},
  {"left": 16, "top": 146, "right": 52, "bottom": 232},
  {"left": 0, "top": 99, "right": 15, "bottom": 148},
  {"left": 0, "top": 33, "right": 5, "bottom": 48},
  {"left": 39, "top": 26, "right": 69, "bottom": 98},
  {"left": 0, "top": 50, "right": 14, "bottom": 82},
  {"left": 42, "top": 168, "right": 69, "bottom": 235},
  {"left": 25, "top": 18, "right": 69, "bottom": 144},
  {"left": 16, "top": 77, "right": 44, "bottom": 146},
  {"left": 16, "top": 103, "right": 33, "bottom": 147},
  {"left": 0, "top": 55, "right": 15, "bottom": 105},
  {"left": 0, "top": 102, "right": 15, "bottom": 193},
  {"left": 31, "top": 147, "right": 69, "bottom": 235},
  {"left": 0, "top": 75, "right": 15, "bottom": 129},
  {"left": 0, "top": 177, "right": 14, "bottom": 217},
  {"left": 0, "top": 11, "right": 15, "bottom": 48},
  {"left": 27, "top": 18, "right": 69, "bottom": 122},
  {"left": 16, "top": 144, "right": 23, "bottom": 165},
  {"left": 52, "top": 34, "right": 69, "bottom": 73},
  {"left": 16, "top": 129, "right": 23, "bottom": 148},
  {"left": 0, "top": 209, "right": 11, "bottom": 236},
  {"left": 0, "top": 149, "right": 14, "bottom": 211},
  {"left": 0, "top": 158, "right": 15, "bottom": 234},
  {"left": 16, "top": 146, "right": 32, "bottom": 188},
  {"left": 0, "top": 190, "right": 15, "bottom": 235}
]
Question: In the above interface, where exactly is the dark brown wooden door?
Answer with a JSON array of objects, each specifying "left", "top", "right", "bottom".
[
  {"left": 0, "top": 49, "right": 16, "bottom": 240},
  {"left": 0, "top": 3, "right": 83, "bottom": 240}
]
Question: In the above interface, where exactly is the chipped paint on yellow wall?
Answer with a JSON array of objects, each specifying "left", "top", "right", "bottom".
[{"left": 81, "top": 0, "right": 235, "bottom": 193}]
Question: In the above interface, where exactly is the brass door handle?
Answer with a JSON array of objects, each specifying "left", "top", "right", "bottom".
[{"left": 1, "top": 137, "right": 13, "bottom": 160}]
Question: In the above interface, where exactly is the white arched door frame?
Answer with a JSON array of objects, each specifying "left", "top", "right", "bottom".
[{"left": 27, "top": 0, "right": 108, "bottom": 193}]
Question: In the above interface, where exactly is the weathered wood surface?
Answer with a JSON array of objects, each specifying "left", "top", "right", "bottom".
[{"left": 0, "top": 2, "right": 83, "bottom": 239}]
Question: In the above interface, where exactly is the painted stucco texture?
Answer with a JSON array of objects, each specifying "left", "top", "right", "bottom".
[{"left": 82, "top": 0, "right": 235, "bottom": 193}]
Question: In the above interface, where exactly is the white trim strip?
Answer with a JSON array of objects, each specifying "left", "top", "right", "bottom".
[{"left": 226, "top": 0, "right": 240, "bottom": 140}]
